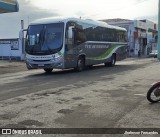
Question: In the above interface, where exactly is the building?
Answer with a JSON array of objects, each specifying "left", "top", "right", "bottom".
[
  {"left": 101, "top": 18, "right": 158, "bottom": 57},
  {"left": 0, "top": 38, "right": 24, "bottom": 60},
  {"left": 0, "top": 0, "right": 21, "bottom": 60},
  {"left": 141, "top": 20, "right": 158, "bottom": 52}
]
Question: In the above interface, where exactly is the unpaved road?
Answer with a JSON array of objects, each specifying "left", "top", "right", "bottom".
[
  {"left": 0, "top": 61, "right": 27, "bottom": 74},
  {"left": 0, "top": 58, "right": 160, "bottom": 136}
]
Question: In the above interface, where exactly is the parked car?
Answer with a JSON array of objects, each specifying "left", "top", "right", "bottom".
[{"left": 149, "top": 50, "right": 158, "bottom": 58}]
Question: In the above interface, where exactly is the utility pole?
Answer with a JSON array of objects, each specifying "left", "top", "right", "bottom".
[
  {"left": 20, "top": 20, "right": 25, "bottom": 60},
  {"left": 21, "top": 20, "right": 24, "bottom": 30},
  {"left": 158, "top": 0, "right": 160, "bottom": 59},
  {"left": 28, "top": 16, "right": 30, "bottom": 26}
]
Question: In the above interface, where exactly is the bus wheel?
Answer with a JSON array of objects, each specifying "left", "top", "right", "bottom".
[
  {"left": 105, "top": 54, "right": 116, "bottom": 67},
  {"left": 44, "top": 68, "right": 53, "bottom": 73},
  {"left": 76, "top": 57, "right": 85, "bottom": 72}
]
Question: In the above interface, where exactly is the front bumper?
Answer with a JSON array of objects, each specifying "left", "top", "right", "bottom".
[{"left": 26, "top": 59, "right": 63, "bottom": 70}]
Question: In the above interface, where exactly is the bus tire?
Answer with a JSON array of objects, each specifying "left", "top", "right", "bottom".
[
  {"left": 44, "top": 68, "right": 53, "bottom": 73},
  {"left": 76, "top": 57, "right": 85, "bottom": 72},
  {"left": 105, "top": 54, "right": 116, "bottom": 67}
]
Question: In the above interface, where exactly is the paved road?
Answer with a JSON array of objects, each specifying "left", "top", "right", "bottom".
[
  {"left": 0, "top": 58, "right": 160, "bottom": 136},
  {"left": 0, "top": 58, "right": 154, "bottom": 101}
]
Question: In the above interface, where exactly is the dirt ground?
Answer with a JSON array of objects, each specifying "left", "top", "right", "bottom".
[
  {"left": 0, "top": 58, "right": 160, "bottom": 137},
  {"left": 0, "top": 61, "right": 27, "bottom": 74}
]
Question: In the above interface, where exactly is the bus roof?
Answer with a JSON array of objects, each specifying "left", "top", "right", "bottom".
[{"left": 30, "top": 17, "right": 126, "bottom": 31}]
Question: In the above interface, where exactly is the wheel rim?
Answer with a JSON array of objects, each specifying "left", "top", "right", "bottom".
[
  {"left": 112, "top": 58, "right": 115, "bottom": 65},
  {"left": 78, "top": 58, "right": 84, "bottom": 71},
  {"left": 112, "top": 56, "right": 115, "bottom": 65},
  {"left": 150, "top": 88, "right": 160, "bottom": 102}
]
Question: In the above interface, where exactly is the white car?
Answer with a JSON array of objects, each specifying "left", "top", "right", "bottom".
[{"left": 149, "top": 50, "right": 158, "bottom": 58}]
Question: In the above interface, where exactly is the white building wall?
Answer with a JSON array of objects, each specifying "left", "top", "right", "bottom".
[
  {"left": 144, "top": 20, "right": 158, "bottom": 52},
  {"left": 134, "top": 20, "right": 146, "bottom": 30},
  {"left": 0, "top": 39, "right": 23, "bottom": 60},
  {"left": 145, "top": 20, "right": 157, "bottom": 31},
  {"left": 106, "top": 19, "right": 157, "bottom": 57},
  {"left": 0, "top": 44, "right": 10, "bottom": 56}
]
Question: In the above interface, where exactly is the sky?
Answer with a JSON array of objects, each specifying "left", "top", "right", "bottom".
[{"left": 0, "top": 0, "right": 158, "bottom": 38}]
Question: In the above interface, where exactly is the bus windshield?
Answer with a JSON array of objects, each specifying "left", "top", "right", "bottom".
[{"left": 25, "top": 23, "right": 64, "bottom": 55}]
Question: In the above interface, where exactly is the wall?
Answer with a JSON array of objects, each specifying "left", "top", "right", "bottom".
[
  {"left": 142, "top": 20, "right": 158, "bottom": 54},
  {"left": 134, "top": 20, "right": 146, "bottom": 30},
  {"left": 0, "top": 38, "right": 22, "bottom": 60}
]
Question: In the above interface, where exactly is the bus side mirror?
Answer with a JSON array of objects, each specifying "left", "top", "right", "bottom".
[{"left": 68, "top": 26, "right": 75, "bottom": 39}]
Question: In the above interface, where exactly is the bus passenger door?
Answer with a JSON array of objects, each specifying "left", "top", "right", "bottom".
[{"left": 64, "top": 26, "right": 78, "bottom": 69}]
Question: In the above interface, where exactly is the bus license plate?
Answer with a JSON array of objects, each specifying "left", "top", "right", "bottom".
[{"left": 38, "top": 64, "right": 44, "bottom": 67}]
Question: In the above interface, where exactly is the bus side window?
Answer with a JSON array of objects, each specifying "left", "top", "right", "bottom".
[{"left": 74, "top": 28, "right": 86, "bottom": 45}]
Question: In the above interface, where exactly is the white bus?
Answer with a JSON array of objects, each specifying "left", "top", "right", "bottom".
[{"left": 25, "top": 17, "right": 128, "bottom": 72}]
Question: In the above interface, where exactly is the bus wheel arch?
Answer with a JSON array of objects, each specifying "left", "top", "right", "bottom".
[{"left": 76, "top": 55, "right": 86, "bottom": 72}]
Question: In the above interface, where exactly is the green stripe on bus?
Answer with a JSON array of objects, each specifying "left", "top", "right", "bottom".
[
  {"left": 87, "top": 45, "right": 117, "bottom": 60},
  {"left": 94, "top": 45, "right": 117, "bottom": 60}
]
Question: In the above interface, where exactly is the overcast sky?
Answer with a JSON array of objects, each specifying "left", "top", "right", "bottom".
[{"left": 0, "top": 0, "right": 158, "bottom": 39}]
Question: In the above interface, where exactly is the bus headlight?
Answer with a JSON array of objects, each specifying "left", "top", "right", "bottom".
[
  {"left": 26, "top": 58, "right": 32, "bottom": 62},
  {"left": 54, "top": 54, "right": 63, "bottom": 61},
  {"left": 55, "top": 55, "right": 61, "bottom": 59}
]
